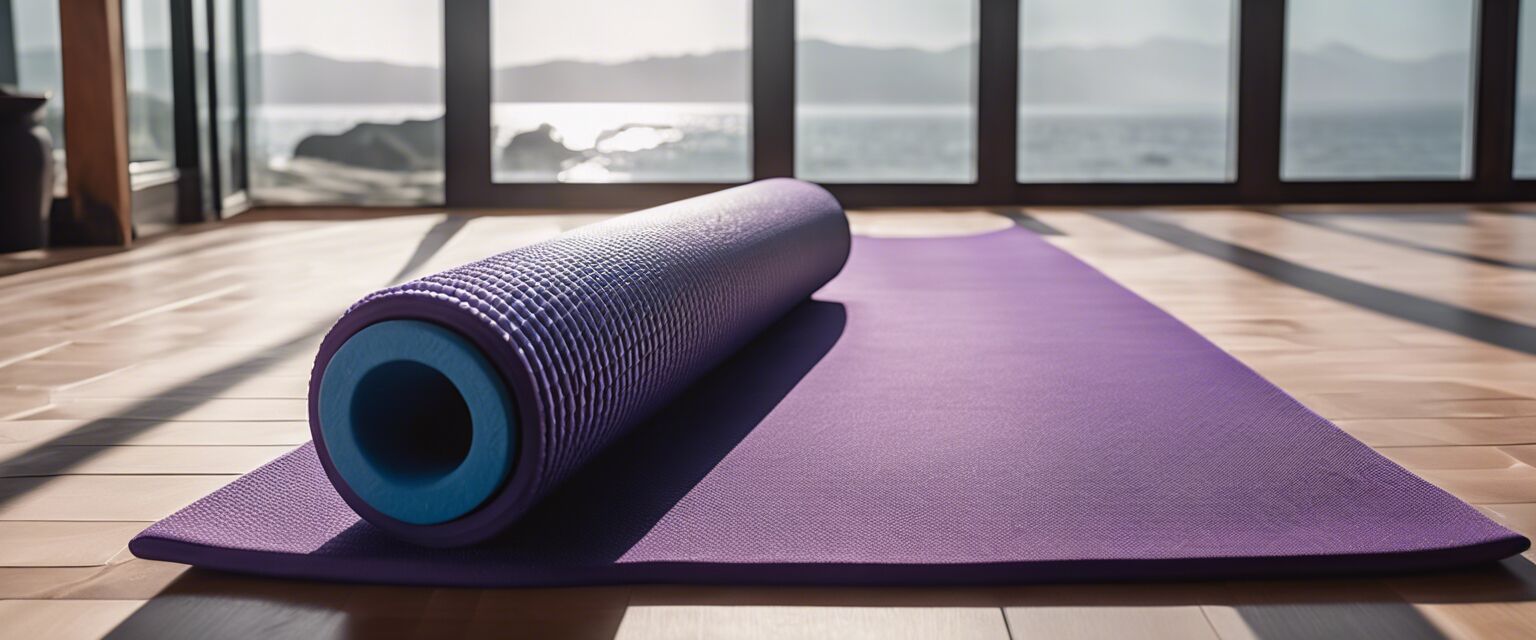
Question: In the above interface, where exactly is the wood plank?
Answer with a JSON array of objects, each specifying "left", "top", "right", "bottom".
[
  {"left": 12, "top": 419, "right": 311, "bottom": 447},
  {"left": 0, "top": 475, "right": 234, "bottom": 521},
  {"left": 0, "top": 445, "right": 291, "bottom": 477},
  {"left": 1005, "top": 606, "right": 1218, "bottom": 640},
  {"left": 0, "top": 600, "right": 143, "bottom": 640},
  {"left": 615, "top": 606, "right": 1009, "bottom": 640},
  {"left": 0, "top": 521, "right": 146, "bottom": 567}
]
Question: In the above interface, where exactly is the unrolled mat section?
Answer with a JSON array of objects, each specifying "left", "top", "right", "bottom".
[{"left": 131, "top": 181, "right": 1527, "bottom": 586}]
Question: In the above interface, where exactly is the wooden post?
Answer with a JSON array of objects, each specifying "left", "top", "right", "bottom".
[{"left": 57, "top": 0, "right": 132, "bottom": 245}]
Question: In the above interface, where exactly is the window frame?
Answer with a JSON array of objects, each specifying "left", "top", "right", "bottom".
[{"left": 438, "top": 0, "right": 1531, "bottom": 208}]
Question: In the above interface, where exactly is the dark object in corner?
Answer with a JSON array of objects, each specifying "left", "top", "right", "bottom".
[{"left": 0, "top": 89, "right": 53, "bottom": 252}]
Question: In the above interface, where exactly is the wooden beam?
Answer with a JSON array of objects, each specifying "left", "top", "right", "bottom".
[{"left": 57, "top": 0, "right": 132, "bottom": 246}]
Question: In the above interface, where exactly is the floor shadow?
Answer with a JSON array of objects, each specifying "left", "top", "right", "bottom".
[
  {"left": 0, "top": 217, "right": 466, "bottom": 503},
  {"left": 1257, "top": 209, "right": 1536, "bottom": 272},
  {"left": 383, "top": 215, "right": 470, "bottom": 285},
  {"left": 1267, "top": 208, "right": 1477, "bottom": 226},
  {"left": 1223, "top": 557, "right": 1536, "bottom": 640},
  {"left": 1095, "top": 211, "right": 1536, "bottom": 356},
  {"left": 990, "top": 207, "right": 1066, "bottom": 236},
  {"left": 106, "top": 568, "right": 630, "bottom": 640},
  {"left": 107, "top": 555, "right": 1536, "bottom": 639}
]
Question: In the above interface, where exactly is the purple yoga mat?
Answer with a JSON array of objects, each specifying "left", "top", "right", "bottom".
[{"left": 131, "top": 190, "right": 1527, "bottom": 586}]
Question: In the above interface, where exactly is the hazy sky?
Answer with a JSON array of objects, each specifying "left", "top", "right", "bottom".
[
  {"left": 1288, "top": 0, "right": 1475, "bottom": 60},
  {"left": 254, "top": 0, "right": 443, "bottom": 66},
  {"left": 799, "top": 0, "right": 974, "bottom": 50},
  {"left": 1022, "top": 0, "right": 1231, "bottom": 48},
  {"left": 123, "top": 0, "right": 173, "bottom": 48},
  {"left": 493, "top": 0, "right": 749, "bottom": 67},
  {"left": 253, "top": 0, "right": 1478, "bottom": 68}
]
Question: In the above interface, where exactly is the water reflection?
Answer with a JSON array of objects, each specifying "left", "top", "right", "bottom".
[
  {"left": 498, "top": 120, "right": 693, "bottom": 183},
  {"left": 493, "top": 103, "right": 751, "bottom": 184}
]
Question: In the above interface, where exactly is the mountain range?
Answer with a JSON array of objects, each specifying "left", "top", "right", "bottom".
[{"left": 15, "top": 38, "right": 1486, "bottom": 108}]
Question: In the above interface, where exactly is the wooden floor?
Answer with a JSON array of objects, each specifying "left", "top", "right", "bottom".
[{"left": 1, "top": 205, "right": 1534, "bottom": 639}]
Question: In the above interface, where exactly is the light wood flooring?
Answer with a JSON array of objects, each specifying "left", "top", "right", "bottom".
[{"left": 1, "top": 205, "right": 1534, "bottom": 639}]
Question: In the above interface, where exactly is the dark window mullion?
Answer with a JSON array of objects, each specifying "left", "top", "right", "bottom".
[
  {"left": 977, "top": 0, "right": 1020, "bottom": 197},
  {"left": 752, "top": 0, "right": 795, "bottom": 180},
  {"left": 1474, "top": 0, "right": 1520, "bottom": 191},
  {"left": 1235, "top": 0, "right": 1286, "bottom": 198},
  {"left": 230, "top": 0, "right": 250, "bottom": 195},
  {"left": 203, "top": 0, "right": 225, "bottom": 210},
  {"left": 168, "top": 0, "right": 206, "bottom": 221},
  {"left": 444, "top": 0, "right": 494, "bottom": 207}
]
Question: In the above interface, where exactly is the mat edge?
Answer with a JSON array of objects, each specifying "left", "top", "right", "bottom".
[{"left": 128, "top": 531, "right": 1530, "bottom": 588}]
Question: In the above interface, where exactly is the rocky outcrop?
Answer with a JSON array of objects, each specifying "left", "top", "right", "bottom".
[
  {"left": 499, "top": 123, "right": 580, "bottom": 174},
  {"left": 294, "top": 117, "right": 443, "bottom": 172}
]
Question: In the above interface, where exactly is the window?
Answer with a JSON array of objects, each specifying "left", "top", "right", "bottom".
[
  {"left": 123, "top": 0, "right": 177, "bottom": 174},
  {"left": 796, "top": 0, "right": 977, "bottom": 183},
  {"left": 1517, "top": 0, "right": 1536, "bottom": 177},
  {"left": 247, "top": 0, "right": 444, "bottom": 204},
  {"left": 214, "top": 0, "right": 245, "bottom": 201},
  {"left": 1282, "top": 0, "right": 1477, "bottom": 181},
  {"left": 1018, "top": 0, "right": 1235, "bottom": 183},
  {"left": 491, "top": 0, "right": 751, "bottom": 183}
]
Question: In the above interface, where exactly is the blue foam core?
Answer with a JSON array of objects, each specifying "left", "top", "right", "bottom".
[{"left": 318, "top": 320, "right": 516, "bottom": 525}]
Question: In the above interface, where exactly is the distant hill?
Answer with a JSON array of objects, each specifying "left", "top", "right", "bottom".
[
  {"left": 251, "top": 50, "right": 442, "bottom": 105},
  {"left": 1284, "top": 42, "right": 1475, "bottom": 109},
  {"left": 23, "top": 38, "right": 1478, "bottom": 108}
]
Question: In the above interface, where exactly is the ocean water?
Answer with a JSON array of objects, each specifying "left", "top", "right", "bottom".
[{"left": 249, "top": 102, "right": 1502, "bottom": 204}]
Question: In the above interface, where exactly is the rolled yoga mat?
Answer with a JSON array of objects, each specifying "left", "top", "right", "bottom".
[
  {"left": 312, "top": 178, "right": 851, "bottom": 546},
  {"left": 131, "top": 179, "right": 1528, "bottom": 585}
]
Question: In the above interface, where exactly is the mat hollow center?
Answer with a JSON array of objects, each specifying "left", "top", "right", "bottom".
[{"left": 350, "top": 360, "right": 474, "bottom": 483}]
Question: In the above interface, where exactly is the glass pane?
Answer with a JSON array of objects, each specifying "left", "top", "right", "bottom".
[
  {"left": 491, "top": 0, "right": 750, "bottom": 183},
  {"left": 1282, "top": 0, "right": 1477, "bottom": 181},
  {"left": 1517, "top": 0, "right": 1536, "bottom": 177},
  {"left": 9, "top": 0, "right": 65, "bottom": 192},
  {"left": 797, "top": 0, "right": 977, "bottom": 183},
  {"left": 191, "top": 0, "right": 216, "bottom": 211},
  {"left": 247, "top": 0, "right": 444, "bottom": 205},
  {"left": 214, "top": 0, "right": 244, "bottom": 200},
  {"left": 123, "top": 0, "right": 177, "bottom": 170},
  {"left": 1018, "top": 0, "right": 1235, "bottom": 183}
]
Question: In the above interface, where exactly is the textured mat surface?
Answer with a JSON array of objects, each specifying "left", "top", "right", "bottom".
[{"left": 131, "top": 226, "right": 1528, "bottom": 586}]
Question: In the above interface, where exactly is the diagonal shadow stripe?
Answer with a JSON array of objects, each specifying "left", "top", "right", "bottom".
[
  {"left": 385, "top": 215, "right": 471, "bottom": 285},
  {"left": 1259, "top": 210, "right": 1536, "bottom": 272},
  {"left": 1095, "top": 212, "right": 1536, "bottom": 356},
  {"left": 0, "top": 216, "right": 474, "bottom": 506},
  {"left": 990, "top": 207, "right": 1065, "bottom": 236}
]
